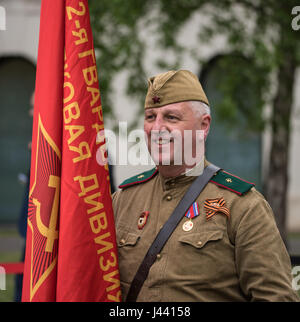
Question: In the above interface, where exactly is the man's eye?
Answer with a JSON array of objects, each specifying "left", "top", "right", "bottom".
[
  {"left": 145, "top": 114, "right": 155, "bottom": 121},
  {"left": 167, "top": 115, "right": 178, "bottom": 120}
]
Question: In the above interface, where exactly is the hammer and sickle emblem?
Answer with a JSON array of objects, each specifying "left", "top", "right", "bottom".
[{"left": 32, "top": 175, "right": 60, "bottom": 253}]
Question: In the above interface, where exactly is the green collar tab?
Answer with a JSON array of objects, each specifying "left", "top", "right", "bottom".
[
  {"left": 118, "top": 167, "right": 255, "bottom": 195},
  {"left": 210, "top": 170, "right": 255, "bottom": 195},
  {"left": 119, "top": 167, "right": 158, "bottom": 189}
]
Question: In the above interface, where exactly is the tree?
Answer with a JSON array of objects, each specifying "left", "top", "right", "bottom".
[{"left": 89, "top": 0, "right": 300, "bottom": 243}]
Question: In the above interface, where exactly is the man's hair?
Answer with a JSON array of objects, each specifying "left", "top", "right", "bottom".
[
  {"left": 188, "top": 101, "right": 211, "bottom": 140},
  {"left": 189, "top": 101, "right": 211, "bottom": 118}
]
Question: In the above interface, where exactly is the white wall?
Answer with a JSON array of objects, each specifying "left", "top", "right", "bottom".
[{"left": 0, "top": 0, "right": 40, "bottom": 63}]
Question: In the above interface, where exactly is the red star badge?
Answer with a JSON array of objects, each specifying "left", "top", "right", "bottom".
[{"left": 152, "top": 96, "right": 160, "bottom": 104}]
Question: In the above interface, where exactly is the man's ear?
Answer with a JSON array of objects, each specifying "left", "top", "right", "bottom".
[{"left": 201, "top": 114, "right": 211, "bottom": 140}]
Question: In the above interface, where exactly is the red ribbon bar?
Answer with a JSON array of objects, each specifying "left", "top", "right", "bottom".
[{"left": 0, "top": 262, "right": 24, "bottom": 274}]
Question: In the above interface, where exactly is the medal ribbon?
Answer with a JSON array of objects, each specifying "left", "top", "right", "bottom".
[
  {"left": 185, "top": 201, "right": 200, "bottom": 219},
  {"left": 204, "top": 197, "right": 230, "bottom": 220}
]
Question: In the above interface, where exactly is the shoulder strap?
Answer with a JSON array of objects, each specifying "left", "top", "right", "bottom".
[
  {"left": 119, "top": 167, "right": 158, "bottom": 190},
  {"left": 209, "top": 170, "right": 255, "bottom": 195},
  {"left": 126, "top": 164, "right": 221, "bottom": 302}
]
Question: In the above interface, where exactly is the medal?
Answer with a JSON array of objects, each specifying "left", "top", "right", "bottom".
[
  {"left": 182, "top": 220, "right": 194, "bottom": 232},
  {"left": 182, "top": 201, "right": 200, "bottom": 232}
]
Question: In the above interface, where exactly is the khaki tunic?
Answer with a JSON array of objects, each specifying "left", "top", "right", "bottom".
[{"left": 112, "top": 166, "right": 299, "bottom": 302}]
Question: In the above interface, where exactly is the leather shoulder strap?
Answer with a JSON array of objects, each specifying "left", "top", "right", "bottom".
[{"left": 126, "top": 164, "right": 221, "bottom": 302}]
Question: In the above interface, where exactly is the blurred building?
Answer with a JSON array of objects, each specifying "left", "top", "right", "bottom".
[
  {"left": 0, "top": 0, "right": 39, "bottom": 224},
  {"left": 0, "top": 0, "right": 299, "bottom": 231}
]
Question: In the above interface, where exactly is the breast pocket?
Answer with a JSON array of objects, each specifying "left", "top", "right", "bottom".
[
  {"left": 117, "top": 230, "right": 141, "bottom": 284},
  {"left": 118, "top": 231, "right": 140, "bottom": 248},
  {"left": 174, "top": 230, "right": 225, "bottom": 279},
  {"left": 178, "top": 230, "right": 223, "bottom": 250}
]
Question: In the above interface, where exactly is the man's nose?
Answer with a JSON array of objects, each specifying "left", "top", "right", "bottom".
[{"left": 152, "top": 115, "right": 167, "bottom": 131}]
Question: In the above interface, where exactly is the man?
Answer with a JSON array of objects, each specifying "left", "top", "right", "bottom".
[{"left": 112, "top": 70, "right": 299, "bottom": 301}]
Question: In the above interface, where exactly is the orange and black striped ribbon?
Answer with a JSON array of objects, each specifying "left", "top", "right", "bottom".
[{"left": 204, "top": 197, "right": 230, "bottom": 220}]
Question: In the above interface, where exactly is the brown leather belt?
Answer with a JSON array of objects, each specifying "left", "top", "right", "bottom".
[{"left": 126, "top": 164, "right": 221, "bottom": 302}]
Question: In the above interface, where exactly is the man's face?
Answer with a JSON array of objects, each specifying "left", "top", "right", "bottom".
[{"left": 144, "top": 101, "right": 210, "bottom": 168}]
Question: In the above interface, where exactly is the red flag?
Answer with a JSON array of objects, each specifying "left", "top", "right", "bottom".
[{"left": 22, "top": 0, "right": 121, "bottom": 302}]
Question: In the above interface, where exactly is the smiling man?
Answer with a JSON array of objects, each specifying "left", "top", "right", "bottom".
[
  {"left": 112, "top": 70, "right": 299, "bottom": 302},
  {"left": 144, "top": 99, "right": 209, "bottom": 177}
]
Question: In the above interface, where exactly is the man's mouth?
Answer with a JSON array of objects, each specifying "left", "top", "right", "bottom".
[
  {"left": 154, "top": 138, "right": 172, "bottom": 145},
  {"left": 152, "top": 136, "right": 174, "bottom": 146}
]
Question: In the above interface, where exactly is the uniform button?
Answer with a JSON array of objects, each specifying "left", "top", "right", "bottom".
[
  {"left": 156, "top": 254, "right": 161, "bottom": 259},
  {"left": 119, "top": 239, "right": 125, "bottom": 245},
  {"left": 197, "top": 241, "right": 202, "bottom": 246},
  {"left": 166, "top": 195, "right": 172, "bottom": 201}
]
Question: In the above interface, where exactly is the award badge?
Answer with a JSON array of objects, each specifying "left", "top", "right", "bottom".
[
  {"left": 182, "top": 201, "right": 200, "bottom": 232},
  {"left": 138, "top": 211, "right": 150, "bottom": 230}
]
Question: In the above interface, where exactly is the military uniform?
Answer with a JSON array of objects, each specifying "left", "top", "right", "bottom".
[
  {"left": 113, "top": 69, "right": 299, "bottom": 301},
  {"left": 112, "top": 162, "right": 299, "bottom": 302}
]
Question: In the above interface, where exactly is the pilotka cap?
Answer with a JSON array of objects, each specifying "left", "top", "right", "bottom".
[{"left": 145, "top": 70, "right": 209, "bottom": 109}]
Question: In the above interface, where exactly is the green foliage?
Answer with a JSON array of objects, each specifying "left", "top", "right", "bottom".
[
  {"left": 89, "top": 0, "right": 300, "bottom": 132},
  {"left": 200, "top": 54, "right": 266, "bottom": 134},
  {"left": 89, "top": 0, "right": 151, "bottom": 125}
]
